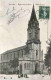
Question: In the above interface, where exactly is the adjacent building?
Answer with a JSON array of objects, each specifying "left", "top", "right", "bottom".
[{"left": 0, "top": 5, "right": 43, "bottom": 74}]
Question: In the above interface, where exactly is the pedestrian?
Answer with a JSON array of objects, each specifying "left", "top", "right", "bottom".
[{"left": 48, "top": 67, "right": 51, "bottom": 76}]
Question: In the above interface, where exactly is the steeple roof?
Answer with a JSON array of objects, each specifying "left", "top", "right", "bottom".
[
  {"left": 30, "top": 4, "right": 37, "bottom": 21},
  {"left": 28, "top": 4, "right": 39, "bottom": 29}
]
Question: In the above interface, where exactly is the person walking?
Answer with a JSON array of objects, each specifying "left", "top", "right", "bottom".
[{"left": 48, "top": 67, "right": 51, "bottom": 76}]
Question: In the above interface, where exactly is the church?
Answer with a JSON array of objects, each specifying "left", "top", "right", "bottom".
[{"left": 0, "top": 5, "right": 43, "bottom": 74}]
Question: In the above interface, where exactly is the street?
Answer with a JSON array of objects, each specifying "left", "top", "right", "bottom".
[{"left": 0, "top": 74, "right": 51, "bottom": 80}]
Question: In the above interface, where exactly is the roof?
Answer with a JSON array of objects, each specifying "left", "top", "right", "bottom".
[{"left": 2, "top": 45, "right": 26, "bottom": 54}]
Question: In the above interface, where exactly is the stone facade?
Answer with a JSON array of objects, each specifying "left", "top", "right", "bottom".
[{"left": 0, "top": 5, "right": 43, "bottom": 74}]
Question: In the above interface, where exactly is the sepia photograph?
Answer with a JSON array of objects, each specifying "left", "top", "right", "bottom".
[{"left": 0, "top": 0, "right": 51, "bottom": 80}]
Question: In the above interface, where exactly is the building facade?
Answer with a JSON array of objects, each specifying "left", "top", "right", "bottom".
[{"left": 0, "top": 5, "right": 43, "bottom": 74}]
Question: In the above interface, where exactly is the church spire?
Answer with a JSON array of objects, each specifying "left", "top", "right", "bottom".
[
  {"left": 28, "top": 4, "right": 38, "bottom": 28},
  {"left": 27, "top": 4, "right": 40, "bottom": 43},
  {"left": 30, "top": 4, "right": 37, "bottom": 21}
]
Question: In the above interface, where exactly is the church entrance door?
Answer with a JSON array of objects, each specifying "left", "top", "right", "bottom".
[{"left": 35, "top": 63, "right": 38, "bottom": 74}]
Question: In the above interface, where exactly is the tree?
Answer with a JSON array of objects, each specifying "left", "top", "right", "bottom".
[
  {"left": 45, "top": 37, "right": 51, "bottom": 68},
  {"left": 9, "top": 58, "right": 19, "bottom": 74}
]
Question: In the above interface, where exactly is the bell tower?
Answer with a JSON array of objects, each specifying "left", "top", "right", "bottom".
[
  {"left": 26, "top": 5, "right": 43, "bottom": 73},
  {"left": 27, "top": 4, "right": 41, "bottom": 44}
]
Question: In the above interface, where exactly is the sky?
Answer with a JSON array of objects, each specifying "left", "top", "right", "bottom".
[{"left": 0, "top": 0, "right": 51, "bottom": 58}]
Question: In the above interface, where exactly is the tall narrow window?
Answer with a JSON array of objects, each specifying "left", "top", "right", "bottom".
[
  {"left": 29, "top": 63, "right": 30, "bottom": 69},
  {"left": 6, "top": 54, "right": 9, "bottom": 60},
  {"left": 14, "top": 52, "right": 15, "bottom": 59},
  {"left": 35, "top": 29, "right": 38, "bottom": 39},
  {"left": 36, "top": 50, "right": 38, "bottom": 59},
  {"left": 24, "top": 63, "right": 26, "bottom": 69},
  {"left": 29, "top": 29, "right": 32, "bottom": 39},
  {"left": 22, "top": 50, "right": 23, "bottom": 57},
  {"left": 1, "top": 55, "right": 2, "bottom": 61},
  {"left": 18, "top": 50, "right": 19, "bottom": 58},
  {"left": 36, "top": 50, "right": 38, "bottom": 56},
  {"left": 29, "top": 33, "right": 32, "bottom": 39}
]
